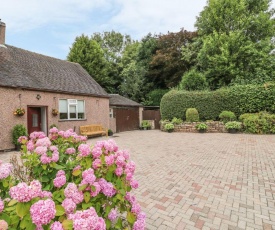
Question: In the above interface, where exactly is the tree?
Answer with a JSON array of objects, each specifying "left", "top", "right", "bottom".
[
  {"left": 179, "top": 69, "right": 208, "bottom": 91},
  {"left": 194, "top": 0, "right": 275, "bottom": 89},
  {"left": 148, "top": 29, "right": 197, "bottom": 88},
  {"left": 67, "top": 34, "right": 112, "bottom": 91}
]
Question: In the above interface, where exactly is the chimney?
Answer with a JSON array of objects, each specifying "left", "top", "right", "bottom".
[{"left": 0, "top": 19, "right": 6, "bottom": 45}]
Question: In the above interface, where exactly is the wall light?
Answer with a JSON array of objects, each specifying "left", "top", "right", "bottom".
[{"left": 36, "top": 94, "right": 41, "bottom": 100}]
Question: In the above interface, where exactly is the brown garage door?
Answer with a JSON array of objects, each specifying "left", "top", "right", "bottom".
[
  {"left": 143, "top": 109, "right": 161, "bottom": 129},
  {"left": 115, "top": 107, "right": 139, "bottom": 132}
]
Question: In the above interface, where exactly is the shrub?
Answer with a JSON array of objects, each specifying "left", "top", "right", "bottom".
[
  {"left": 164, "top": 123, "right": 174, "bottom": 132},
  {"left": 141, "top": 120, "right": 151, "bottom": 129},
  {"left": 219, "top": 111, "right": 236, "bottom": 123},
  {"left": 195, "top": 123, "right": 208, "bottom": 130},
  {"left": 144, "top": 89, "right": 169, "bottom": 106},
  {"left": 242, "top": 112, "right": 275, "bottom": 134},
  {"left": 225, "top": 121, "right": 242, "bottom": 130},
  {"left": 179, "top": 69, "right": 208, "bottom": 91},
  {"left": 186, "top": 108, "right": 199, "bottom": 122},
  {"left": 0, "top": 128, "right": 145, "bottom": 230},
  {"left": 160, "top": 83, "right": 275, "bottom": 120},
  {"left": 12, "top": 124, "right": 28, "bottom": 145},
  {"left": 171, "top": 117, "right": 183, "bottom": 125}
]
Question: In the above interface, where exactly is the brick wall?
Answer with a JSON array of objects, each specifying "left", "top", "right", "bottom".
[
  {"left": 161, "top": 121, "right": 226, "bottom": 133},
  {"left": 0, "top": 87, "right": 109, "bottom": 150}
]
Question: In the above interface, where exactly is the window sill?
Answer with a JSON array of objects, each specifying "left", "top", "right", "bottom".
[{"left": 58, "top": 119, "right": 87, "bottom": 122}]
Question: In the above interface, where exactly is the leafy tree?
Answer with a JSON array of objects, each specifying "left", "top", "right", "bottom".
[
  {"left": 149, "top": 29, "right": 197, "bottom": 88},
  {"left": 194, "top": 0, "right": 275, "bottom": 89},
  {"left": 179, "top": 69, "right": 208, "bottom": 91},
  {"left": 143, "top": 89, "right": 169, "bottom": 106},
  {"left": 67, "top": 34, "right": 112, "bottom": 91}
]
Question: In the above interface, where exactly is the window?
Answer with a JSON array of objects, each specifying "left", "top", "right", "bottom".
[
  {"left": 59, "top": 99, "right": 85, "bottom": 120},
  {"left": 109, "top": 108, "right": 114, "bottom": 118}
]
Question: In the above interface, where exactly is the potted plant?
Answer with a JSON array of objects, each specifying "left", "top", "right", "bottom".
[
  {"left": 164, "top": 123, "right": 174, "bottom": 133},
  {"left": 13, "top": 108, "right": 25, "bottom": 116},
  {"left": 141, "top": 120, "right": 151, "bottom": 130},
  {"left": 52, "top": 109, "right": 59, "bottom": 116},
  {"left": 12, "top": 124, "right": 28, "bottom": 151},
  {"left": 225, "top": 121, "right": 242, "bottom": 133},
  {"left": 108, "top": 129, "right": 113, "bottom": 136},
  {"left": 195, "top": 123, "right": 208, "bottom": 133}
]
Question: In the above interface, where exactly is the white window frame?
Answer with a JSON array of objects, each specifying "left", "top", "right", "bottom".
[
  {"left": 59, "top": 99, "right": 85, "bottom": 120},
  {"left": 109, "top": 108, "right": 114, "bottom": 118}
]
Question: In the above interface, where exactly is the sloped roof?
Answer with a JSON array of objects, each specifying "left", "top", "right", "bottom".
[
  {"left": 0, "top": 45, "right": 108, "bottom": 97},
  {"left": 109, "top": 94, "right": 142, "bottom": 107}
]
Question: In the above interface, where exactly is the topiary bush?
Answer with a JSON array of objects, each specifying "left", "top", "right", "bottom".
[
  {"left": 219, "top": 111, "right": 236, "bottom": 123},
  {"left": 186, "top": 108, "right": 199, "bottom": 122},
  {"left": 160, "top": 83, "right": 275, "bottom": 121},
  {"left": 179, "top": 69, "right": 208, "bottom": 91}
]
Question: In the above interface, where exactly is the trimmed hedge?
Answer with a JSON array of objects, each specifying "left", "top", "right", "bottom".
[{"left": 160, "top": 83, "right": 275, "bottom": 120}]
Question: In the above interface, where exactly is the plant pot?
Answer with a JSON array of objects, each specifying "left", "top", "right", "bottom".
[
  {"left": 198, "top": 129, "right": 206, "bottom": 133},
  {"left": 167, "top": 129, "right": 173, "bottom": 133},
  {"left": 15, "top": 144, "right": 21, "bottom": 151},
  {"left": 228, "top": 128, "right": 238, "bottom": 133}
]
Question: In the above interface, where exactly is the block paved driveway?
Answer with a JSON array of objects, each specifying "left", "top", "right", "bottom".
[{"left": 2, "top": 130, "right": 275, "bottom": 229}]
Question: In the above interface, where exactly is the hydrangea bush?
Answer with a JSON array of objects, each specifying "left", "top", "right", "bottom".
[{"left": 0, "top": 128, "right": 145, "bottom": 230}]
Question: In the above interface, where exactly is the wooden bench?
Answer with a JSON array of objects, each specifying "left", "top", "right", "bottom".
[{"left": 79, "top": 124, "right": 108, "bottom": 137}]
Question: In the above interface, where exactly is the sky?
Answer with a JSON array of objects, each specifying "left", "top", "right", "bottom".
[{"left": 0, "top": 0, "right": 274, "bottom": 60}]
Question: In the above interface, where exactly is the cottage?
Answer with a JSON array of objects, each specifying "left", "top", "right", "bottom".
[
  {"left": 0, "top": 21, "right": 109, "bottom": 150},
  {"left": 109, "top": 94, "right": 143, "bottom": 133}
]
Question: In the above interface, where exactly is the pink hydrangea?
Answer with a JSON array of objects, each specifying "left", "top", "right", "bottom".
[
  {"left": 18, "top": 136, "right": 28, "bottom": 144},
  {"left": 131, "top": 202, "right": 141, "bottom": 215},
  {"left": 82, "top": 169, "right": 96, "bottom": 185},
  {"left": 115, "top": 167, "right": 123, "bottom": 177},
  {"left": 103, "top": 139, "right": 118, "bottom": 153},
  {"left": 108, "top": 208, "right": 117, "bottom": 222},
  {"left": 126, "top": 172, "right": 133, "bottom": 181},
  {"left": 29, "top": 180, "right": 42, "bottom": 197},
  {"left": 30, "top": 131, "right": 46, "bottom": 140},
  {"left": 78, "top": 144, "right": 91, "bottom": 157},
  {"left": 68, "top": 207, "right": 106, "bottom": 230},
  {"left": 62, "top": 198, "right": 76, "bottom": 214},
  {"left": 51, "top": 152, "right": 59, "bottom": 162},
  {"left": 125, "top": 161, "right": 136, "bottom": 173},
  {"left": 91, "top": 147, "right": 102, "bottom": 158},
  {"left": 9, "top": 182, "right": 34, "bottom": 202},
  {"left": 98, "top": 179, "right": 116, "bottom": 197},
  {"left": 35, "top": 146, "right": 48, "bottom": 155},
  {"left": 64, "top": 183, "right": 83, "bottom": 204},
  {"left": 105, "top": 155, "right": 114, "bottom": 166},
  {"left": 0, "top": 162, "right": 13, "bottom": 179},
  {"left": 92, "top": 159, "right": 101, "bottom": 169},
  {"left": 30, "top": 199, "right": 56, "bottom": 226},
  {"left": 130, "top": 179, "right": 139, "bottom": 189},
  {"left": 73, "top": 165, "right": 81, "bottom": 172},
  {"left": 0, "top": 220, "right": 8, "bottom": 230},
  {"left": 27, "top": 140, "right": 35, "bottom": 151},
  {"left": 133, "top": 212, "right": 146, "bottom": 230},
  {"left": 50, "top": 146, "right": 58, "bottom": 152},
  {"left": 0, "top": 199, "right": 4, "bottom": 213},
  {"left": 90, "top": 182, "right": 101, "bottom": 197},
  {"left": 65, "top": 148, "right": 76, "bottom": 154},
  {"left": 115, "top": 155, "right": 125, "bottom": 167},
  {"left": 49, "top": 127, "right": 59, "bottom": 133},
  {"left": 39, "top": 191, "right": 53, "bottom": 198},
  {"left": 50, "top": 221, "right": 64, "bottom": 230},
  {"left": 53, "top": 173, "right": 66, "bottom": 188},
  {"left": 40, "top": 154, "right": 52, "bottom": 164},
  {"left": 35, "top": 137, "right": 51, "bottom": 147},
  {"left": 63, "top": 129, "right": 74, "bottom": 138}
]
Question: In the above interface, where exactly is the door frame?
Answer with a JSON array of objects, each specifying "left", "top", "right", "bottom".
[{"left": 27, "top": 106, "right": 48, "bottom": 135}]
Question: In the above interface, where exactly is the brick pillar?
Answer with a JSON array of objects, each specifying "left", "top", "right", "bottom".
[{"left": 0, "top": 20, "right": 6, "bottom": 45}]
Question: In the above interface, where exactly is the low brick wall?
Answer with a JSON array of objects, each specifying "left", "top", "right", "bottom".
[{"left": 161, "top": 121, "right": 226, "bottom": 133}]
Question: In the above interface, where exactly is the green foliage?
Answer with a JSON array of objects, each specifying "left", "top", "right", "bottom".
[
  {"left": 171, "top": 117, "right": 183, "bottom": 125},
  {"left": 12, "top": 124, "right": 27, "bottom": 145},
  {"left": 160, "top": 83, "right": 275, "bottom": 121},
  {"left": 49, "top": 124, "right": 58, "bottom": 129},
  {"left": 242, "top": 112, "right": 275, "bottom": 134},
  {"left": 143, "top": 89, "right": 169, "bottom": 106},
  {"left": 164, "top": 123, "right": 174, "bottom": 132},
  {"left": 179, "top": 69, "right": 208, "bottom": 91},
  {"left": 225, "top": 121, "right": 242, "bottom": 130},
  {"left": 195, "top": 123, "right": 208, "bottom": 130},
  {"left": 193, "top": 0, "right": 275, "bottom": 89},
  {"left": 141, "top": 120, "right": 151, "bottom": 129},
  {"left": 219, "top": 111, "right": 236, "bottom": 123},
  {"left": 186, "top": 108, "right": 199, "bottom": 122}
]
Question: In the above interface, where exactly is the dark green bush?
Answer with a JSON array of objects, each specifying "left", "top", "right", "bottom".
[
  {"left": 219, "top": 111, "right": 236, "bottom": 123},
  {"left": 179, "top": 69, "right": 208, "bottom": 91},
  {"left": 186, "top": 108, "right": 199, "bottom": 122},
  {"left": 144, "top": 89, "right": 169, "bottom": 106},
  {"left": 12, "top": 124, "right": 28, "bottom": 145},
  {"left": 160, "top": 83, "right": 275, "bottom": 120},
  {"left": 242, "top": 112, "right": 275, "bottom": 134}
]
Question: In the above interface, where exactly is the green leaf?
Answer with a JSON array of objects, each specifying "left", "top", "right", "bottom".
[
  {"left": 84, "top": 191, "right": 91, "bottom": 203},
  {"left": 72, "top": 169, "right": 81, "bottom": 176},
  {"left": 106, "top": 171, "right": 113, "bottom": 181},
  {"left": 8, "top": 199, "right": 17, "bottom": 206},
  {"left": 41, "top": 176, "right": 50, "bottom": 182},
  {"left": 116, "top": 178, "right": 122, "bottom": 188},
  {"left": 0, "top": 213, "right": 10, "bottom": 224},
  {"left": 55, "top": 205, "right": 65, "bottom": 216},
  {"left": 16, "top": 202, "right": 30, "bottom": 218},
  {"left": 106, "top": 219, "right": 112, "bottom": 229},
  {"left": 42, "top": 164, "right": 47, "bottom": 170},
  {"left": 54, "top": 164, "right": 65, "bottom": 170},
  {"left": 126, "top": 212, "right": 136, "bottom": 224},
  {"left": 79, "top": 184, "right": 88, "bottom": 191},
  {"left": 115, "top": 218, "right": 123, "bottom": 229},
  {"left": 62, "top": 219, "right": 73, "bottom": 230},
  {"left": 2, "top": 180, "right": 8, "bottom": 188}
]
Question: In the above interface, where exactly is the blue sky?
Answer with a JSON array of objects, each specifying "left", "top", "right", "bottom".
[{"left": 1, "top": 0, "right": 274, "bottom": 60}]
